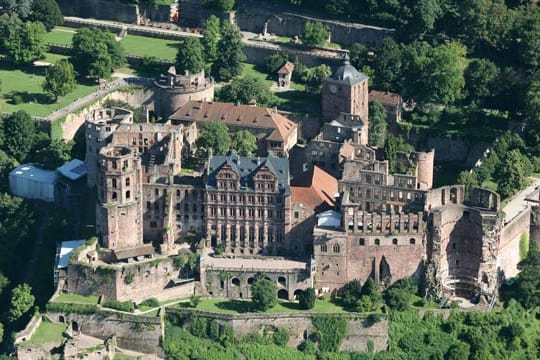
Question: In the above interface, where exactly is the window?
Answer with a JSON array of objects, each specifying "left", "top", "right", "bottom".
[
  {"left": 320, "top": 244, "right": 327, "bottom": 252},
  {"left": 125, "top": 178, "right": 130, "bottom": 186},
  {"left": 333, "top": 244, "right": 340, "bottom": 253},
  {"left": 374, "top": 238, "right": 380, "bottom": 246},
  {"left": 112, "top": 179, "right": 117, "bottom": 188},
  {"left": 126, "top": 191, "right": 131, "bottom": 199},
  {"left": 146, "top": 201, "right": 151, "bottom": 210},
  {"left": 112, "top": 161, "right": 117, "bottom": 169},
  {"left": 176, "top": 189, "right": 181, "bottom": 197},
  {"left": 359, "top": 238, "right": 365, "bottom": 246},
  {"left": 392, "top": 238, "right": 398, "bottom": 245},
  {"left": 410, "top": 238, "right": 416, "bottom": 245},
  {"left": 112, "top": 192, "right": 117, "bottom": 201},
  {"left": 155, "top": 188, "right": 159, "bottom": 196},
  {"left": 294, "top": 211, "right": 299, "bottom": 219},
  {"left": 452, "top": 243, "right": 456, "bottom": 250}
]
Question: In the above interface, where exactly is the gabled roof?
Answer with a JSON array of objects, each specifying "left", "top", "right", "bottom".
[
  {"left": 278, "top": 61, "right": 295, "bottom": 74},
  {"left": 206, "top": 151, "right": 290, "bottom": 195},
  {"left": 170, "top": 101, "right": 297, "bottom": 142},
  {"left": 291, "top": 166, "right": 338, "bottom": 211}
]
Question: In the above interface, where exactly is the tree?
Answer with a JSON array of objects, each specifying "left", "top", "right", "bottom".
[
  {"left": 383, "top": 134, "right": 414, "bottom": 174},
  {"left": 220, "top": 76, "right": 274, "bottom": 106},
  {"left": 251, "top": 275, "right": 277, "bottom": 311},
  {"left": 273, "top": 327, "right": 289, "bottom": 346},
  {"left": 368, "top": 101, "right": 387, "bottom": 147},
  {"left": 231, "top": 130, "right": 258, "bottom": 156},
  {"left": 42, "top": 59, "right": 77, "bottom": 101},
  {"left": 349, "top": 43, "right": 370, "bottom": 70},
  {"left": 298, "top": 288, "right": 316, "bottom": 310},
  {"left": 264, "top": 52, "right": 288, "bottom": 73},
  {"left": 373, "top": 37, "right": 402, "bottom": 91},
  {"left": 202, "top": 15, "right": 221, "bottom": 63},
  {"left": 384, "top": 278, "right": 418, "bottom": 311},
  {"left": 196, "top": 121, "right": 231, "bottom": 155},
  {"left": 525, "top": 70, "right": 540, "bottom": 123},
  {"left": 0, "top": 272, "right": 9, "bottom": 297},
  {"left": 0, "top": 13, "right": 23, "bottom": 53},
  {"left": 303, "top": 64, "right": 332, "bottom": 93},
  {"left": 2, "top": 111, "right": 39, "bottom": 162},
  {"left": 212, "top": 21, "right": 245, "bottom": 81},
  {"left": 457, "top": 171, "right": 478, "bottom": 195},
  {"left": 402, "top": 0, "right": 441, "bottom": 37},
  {"left": 517, "top": 8, "right": 540, "bottom": 71},
  {"left": 34, "top": 140, "right": 73, "bottom": 169},
  {"left": 176, "top": 37, "right": 205, "bottom": 75},
  {"left": 0, "top": 0, "right": 33, "bottom": 19},
  {"left": 4, "top": 20, "right": 47, "bottom": 64},
  {"left": 0, "top": 150, "right": 19, "bottom": 192},
  {"left": 30, "top": 0, "right": 63, "bottom": 31},
  {"left": 204, "top": 0, "right": 235, "bottom": 11},
  {"left": 301, "top": 22, "right": 328, "bottom": 47},
  {"left": 515, "top": 241, "right": 540, "bottom": 309},
  {"left": 190, "top": 294, "right": 201, "bottom": 308},
  {"left": 8, "top": 283, "right": 35, "bottom": 322},
  {"left": 342, "top": 279, "right": 362, "bottom": 306},
  {"left": 465, "top": 58, "right": 500, "bottom": 104},
  {"left": 495, "top": 149, "right": 530, "bottom": 198},
  {"left": 72, "top": 28, "right": 125, "bottom": 79}
]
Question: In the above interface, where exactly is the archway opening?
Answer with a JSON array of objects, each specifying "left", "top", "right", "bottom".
[
  {"left": 71, "top": 321, "right": 79, "bottom": 332},
  {"left": 277, "top": 289, "right": 289, "bottom": 300},
  {"left": 59, "top": 315, "right": 65, "bottom": 323},
  {"left": 231, "top": 278, "right": 240, "bottom": 286},
  {"left": 293, "top": 289, "right": 303, "bottom": 300},
  {"left": 247, "top": 277, "right": 255, "bottom": 285},
  {"left": 278, "top": 276, "right": 286, "bottom": 287}
]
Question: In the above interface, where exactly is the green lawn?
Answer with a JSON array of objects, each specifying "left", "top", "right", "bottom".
[
  {"left": 120, "top": 34, "right": 180, "bottom": 61},
  {"left": 114, "top": 353, "right": 143, "bottom": 360},
  {"left": 241, "top": 62, "right": 274, "bottom": 87},
  {"left": 185, "top": 298, "right": 346, "bottom": 314},
  {"left": 42, "top": 52, "right": 70, "bottom": 63},
  {"left": 55, "top": 293, "right": 100, "bottom": 305},
  {"left": 45, "top": 28, "right": 74, "bottom": 45},
  {"left": 0, "top": 62, "right": 97, "bottom": 117},
  {"left": 24, "top": 319, "right": 67, "bottom": 345}
]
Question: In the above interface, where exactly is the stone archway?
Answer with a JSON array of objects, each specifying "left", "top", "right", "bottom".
[
  {"left": 277, "top": 289, "right": 289, "bottom": 300},
  {"left": 71, "top": 321, "right": 79, "bottom": 333},
  {"left": 293, "top": 289, "right": 303, "bottom": 300},
  {"left": 59, "top": 315, "right": 65, "bottom": 323}
]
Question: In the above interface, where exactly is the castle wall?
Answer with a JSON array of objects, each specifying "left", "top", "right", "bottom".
[
  {"left": 57, "top": 0, "right": 138, "bottom": 23},
  {"left": 498, "top": 208, "right": 530, "bottom": 279},
  {"left": 154, "top": 82, "right": 214, "bottom": 120},
  {"left": 67, "top": 258, "right": 186, "bottom": 302},
  {"left": 46, "top": 311, "right": 162, "bottom": 354},
  {"left": 166, "top": 308, "right": 389, "bottom": 352}
]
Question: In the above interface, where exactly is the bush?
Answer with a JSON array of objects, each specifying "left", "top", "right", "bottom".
[
  {"left": 312, "top": 316, "right": 348, "bottom": 352},
  {"left": 190, "top": 294, "right": 201, "bottom": 308},
  {"left": 298, "top": 288, "right": 316, "bottom": 310},
  {"left": 12, "top": 95, "right": 23, "bottom": 105},
  {"left": 190, "top": 315, "right": 208, "bottom": 337},
  {"left": 356, "top": 295, "right": 372, "bottom": 312},
  {"left": 208, "top": 319, "right": 220, "bottom": 341},
  {"left": 102, "top": 300, "right": 135, "bottom": 313},
  {"left": 273, "top": 327, "right": 289, "bottom": 346},
  {"left": 139, "top": 298, "right": 160, "bottom": 308}
]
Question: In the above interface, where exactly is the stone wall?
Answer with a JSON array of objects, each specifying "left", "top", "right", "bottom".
[
  {"left": 67, "top": 257, "right": 189, "bottom": 302},
  {"left": 498, "top": 208, "right": 530, "bottom": 279},
  {"left": 58, "top": 0, "right": 138, "bottom": 23},
  {"left": 46, "top": 310, "right": 162, "bottom": 355},
  {"left": 166, "top": 308, "right": 388, "bottom": 352},
  {"left": 58, "top": 87, "right": 154, "bottom": 141}
]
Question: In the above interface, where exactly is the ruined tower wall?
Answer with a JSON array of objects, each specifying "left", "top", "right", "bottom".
[{"left": 498, "top": 208, "right": 530, "bottom": 279}]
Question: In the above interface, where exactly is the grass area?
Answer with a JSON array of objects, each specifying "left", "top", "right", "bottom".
[
  {"left": 273, "top": 36, "right": 293, "bottom": 43},
  {"left": 0, "top": 62, "right": 97, "bottom": 117},
  {"left": 482, "top": 179, "right": 498, "bottom": 192},
  {"left": 114, "top": 353, "right": 143, "bottom": 360},
  {"left": 24, "top": 319, "right": 67, "bottom": 345},
  {"left": 241, "top": 62, "right": 274, "bottom": 87},
  {"left": 182, "top": 298, "right": 346, "bottom": 314},
  {"left": 120, "top": 34, "right": 180, "bottom": 60},
  {"left": 55, "top": 293, "right": 100, "bottom": 305},
  {"left": 45, "top": 28, "right": 74, "bottom": 45},
  {"left": 42, "top": 52, "right": 70, "bottom": 63}
]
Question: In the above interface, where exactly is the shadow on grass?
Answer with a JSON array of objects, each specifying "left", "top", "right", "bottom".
[
  {"left": 329, "top": 296, "right": 357, "bottom": 312},
  {"left": 214, "top": 300, "right": 259, "bottom": 313},
  {"left": 278, "top": 301, "right": 304, "bottom": 311},
  {"left": 7, "top": 90, "right": 52, "bottom": 105},
  {"left": 274, "top": 90, "right": 321, "bottom": 113}
]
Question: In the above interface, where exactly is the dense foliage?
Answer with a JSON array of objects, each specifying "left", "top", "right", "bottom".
[
  {"left": 176, "top": 37, "right": 205, "bottom": 75},
  {"left": 212, "top": 21, "right": 245, "bottom": 81},
  {"left": 219, "top": 76, "right": 275, "bottom": 106},
  {"left": 42, "top": 59, "right": 77, "bottom": 101},
  {"left": 251, "top": 275, "right": 278, "bottom": 311},
  {"left": 196, "top": 121, "right": 232, "bottom": 156}
]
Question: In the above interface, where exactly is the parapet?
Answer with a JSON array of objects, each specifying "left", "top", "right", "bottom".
[{"left": 468, "top": 187, "right": 500, "bottom": 211}]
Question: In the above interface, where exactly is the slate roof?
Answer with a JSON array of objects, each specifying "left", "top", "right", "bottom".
[
  {"left": 170, "top": 101, "right": 297, "bottom": 143},
  {"left": 327, "top": 56, "right": 368, "bottom": 86},
  {"left": 206, "top": 151, "right": 290, "bottom": 195}
]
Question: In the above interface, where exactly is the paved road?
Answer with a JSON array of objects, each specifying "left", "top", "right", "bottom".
[{"left": 503, "top": 178, "right": 540, "bottom": 222}]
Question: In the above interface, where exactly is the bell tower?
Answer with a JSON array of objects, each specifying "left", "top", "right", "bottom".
[{"left": 322, "top": 54, "right": 369, "bottom": 125}]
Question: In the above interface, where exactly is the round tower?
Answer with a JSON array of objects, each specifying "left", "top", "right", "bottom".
[
  {"left": 416, "top": 149, "right": 435, "bottom": 190},
  {"left": 85, "top": 108, "right": 133, "bottom": 187},
  {"left": 96, "top": 145, "right": 143, "bottom": 250}
]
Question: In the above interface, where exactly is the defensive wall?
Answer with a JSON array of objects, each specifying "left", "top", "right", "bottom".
[
  {"left": 166, "top": 307, "right": 389, "bottom": 352},
  {"left": 45, "top": 310, "right": 162, "bottom": 355}
]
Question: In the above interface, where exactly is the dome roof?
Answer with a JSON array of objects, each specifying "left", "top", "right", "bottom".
[{"left": 328, "top": 54, "right": 368, "bottom": 86}]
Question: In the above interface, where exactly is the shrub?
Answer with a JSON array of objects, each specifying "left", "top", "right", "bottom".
[
  {"left": 139, "top": 298, "right": 160, "bottom": 308},
  {"left": 298, "top": 288, "right": 316, "bottom": 310},
  {"left": 190, "top": 294, "right": 201, "bottom": 308},
  {"left": 312, "top": 316, "right": 348, "bottom": 352},
  {"left": 208, "top": 319, "right": 220, "bottom": 341},
  {"left": 273, "top": 327, "right": 289, "bottom": 346},
  {"left": 356, "top": 295, "right": 372, "bottom": 312},
  {"left": 102, "top": 300, "right": 135, "bottom": 313},
  {"left": 190, "top": 315, "right": 208, "bottom": 337},
  {"left": 12, "top": 95, "right": 23, "bottom": 105}
]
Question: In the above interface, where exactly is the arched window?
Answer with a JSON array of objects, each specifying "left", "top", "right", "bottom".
[
  {"left": 392, "top": 238, "right": 398, "bottom": 245},
  {"left": 410, "top": 238, "right": 416, "bottom": 245},
  {"left": 112, "top": 192, "right": 118, "bottom": 201},
  {"left": 320, "top": 244, "right": 327, "bottom": 252},
  {"left": 333, "top": 244, "right": 340, "bottom": 253},
  {"left": 126, "top": 190, "right": 131, "bottom": 199},
  {"left": 374, "top": 238, "right": 380, "bottom": 246},
  {"left": 112, "top": 178, "right": 117, "bottom": 188},
  {"left": 125, "top": 177, "right": 130, "bottom": 186}
]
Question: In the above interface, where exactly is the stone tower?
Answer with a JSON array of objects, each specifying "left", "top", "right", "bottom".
[
  {"left": 415, "top": 150, "right": 435, "bottom": 190},
  {"left": 96, "top": 145, "right": 143, "bottom": 250},
  {"left": 322, "top": 55, "right": 369, "bottom": 124}
]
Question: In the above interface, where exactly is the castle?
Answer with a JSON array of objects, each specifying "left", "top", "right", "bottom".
[{"left": 63, "top": 59, "right": 529, "bottom": 303}]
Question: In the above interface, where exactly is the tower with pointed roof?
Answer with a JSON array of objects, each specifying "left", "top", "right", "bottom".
[{"left": 322, "top": 54, "right": 369, "bottom": 125}]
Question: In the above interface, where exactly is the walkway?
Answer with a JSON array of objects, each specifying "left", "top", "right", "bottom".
[{"left": 503, "top": 177, "right": 540, "bottom": 222}]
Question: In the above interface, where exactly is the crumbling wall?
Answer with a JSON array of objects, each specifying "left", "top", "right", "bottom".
[{"left": 498, "top": 208, "right": 530, "bottom": 279}]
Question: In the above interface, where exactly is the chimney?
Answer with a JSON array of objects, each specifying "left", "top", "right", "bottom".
[{"left": 248, "top": 99, "right": 257, "bottom": 107}]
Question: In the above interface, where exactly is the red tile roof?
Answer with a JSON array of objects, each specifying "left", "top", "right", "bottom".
[
  {"left": 277, "top": 61, "right": 295, "bottom": 74},
  {"left": 369, "top": 90, "right": 401, "bottom": 107},
  {"left": 291, "top": 166, "right": 338, "bottom": 210}
]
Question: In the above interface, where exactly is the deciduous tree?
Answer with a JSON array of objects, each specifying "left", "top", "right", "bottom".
[
  {"left": 231, "top": 130, "right": 257, "bottom": 156},
  {"left": 42, "top": 59, "right": 77, "bottom": 101},
  {"left": 3, "top": 20, "right": 47, "bottom": 64},
  {"left": 301, "top": 22, "right": 328, "bottom": 47},
  {"left": 368, "top": 101, "right": 387, "bottom": 147},
  {"left": 8, "top": 283, "right": 35, "bottom": 322},
  {"left": 465, "top": 58, "right": 500, "bottom": 104},
  {"left": 495, "top": 149, "right": 530, "bottom": 198},
  {"left": 202, "top": 15, "right": 221, "bottom": 63},
  {"left": 212, "top": 22, "right": 245, "bottom": 81},
  {"left": 515, "top": 241, "right": 540, "bottom": 309},
  {"left": 196, "top": 121, "right": 231, "bottom": 156},
  {"left": 251, "top": 275, "right": 277, "bottom": 311},
  {"left": 298, "top": 288, "right": 316, "bottom": 310},
  {"left": 30, "top": 0, "right": 64, "bottom": 31},
  {"left": 219, "top": 76, "right": 274, "bottom": 106},
  {"left": 2, "top": 111, "right": 39, "bottom": 162},
  {"left": 264, "top": 52, "right": 288, "bottom": 74},
  {"left": 176, "top": 37, "right": 205, "bottom": 75},
  {"left": 34, "top": 140, "right": 73, "bottom": 169},
  {"left": 0, "top": 0, "right": 33, "bottom": 19}
]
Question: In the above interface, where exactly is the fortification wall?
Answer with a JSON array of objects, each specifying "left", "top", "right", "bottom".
[
  {"left": 57, "top": 87, "right": 153, "bottom": 141},
  {"left": 46, "top": 311, "right": 162, "bottom": 354},
  {"left": 67, "top": 257, "right": 187, "bottom": 302},
  {"left": 166, "top": 308, "right": 388, "bottom": 352},
  {"left": 498, "top": 208, "right": 530, "bottom": 279},
  {"left": 57, "top": 0, "right": 138, "bottom": 23}
]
